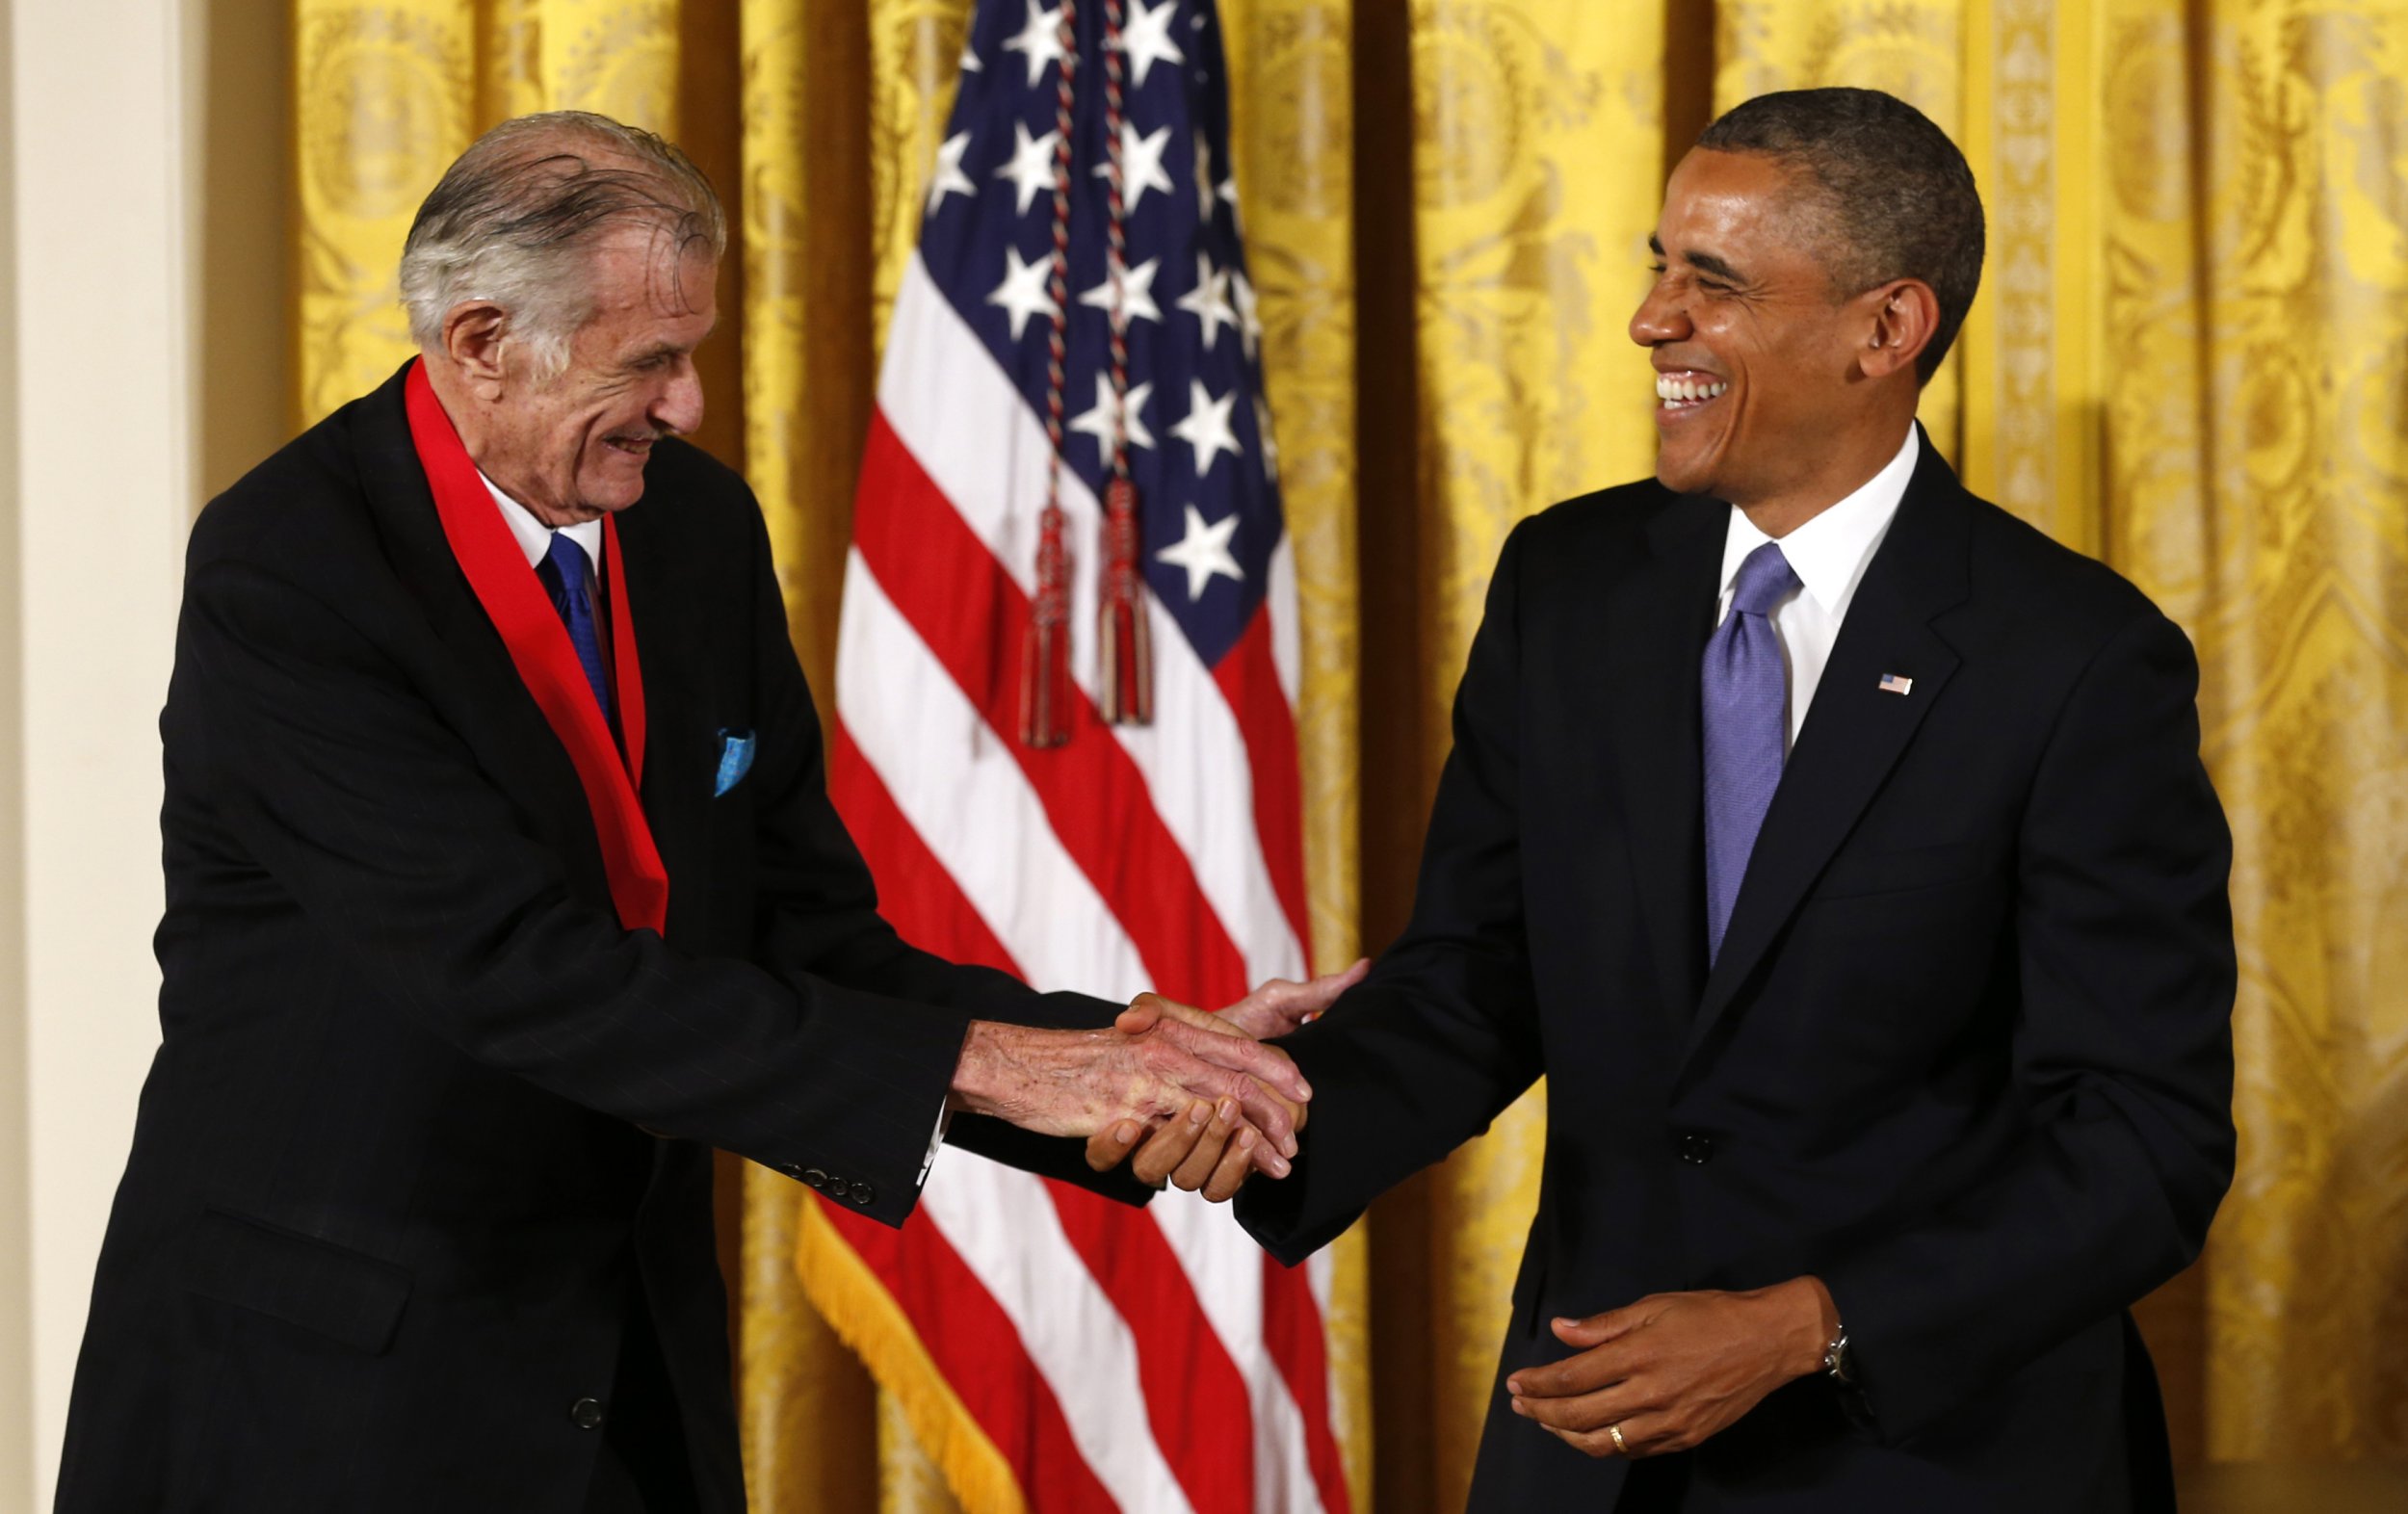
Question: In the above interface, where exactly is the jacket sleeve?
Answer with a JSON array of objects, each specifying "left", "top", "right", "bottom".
[
  {"left": 1238, "top": 522, "right": 1546, "bottom": 1264},
  {"left": 1816, "top": 607, "right": 2237, "bottom": 1442},
  {"left": 190, "top": 545, "right": 978, "bottom": 1229}
]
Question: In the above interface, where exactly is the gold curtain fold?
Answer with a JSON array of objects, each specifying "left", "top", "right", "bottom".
[
  {"left": 287, "top": 0, "right": 2408, "bottom": 1505},
  {"left": 482, "top": 0, "right": 683, "bottom": 128},
  {"left": 295, "top": 0, "right": 476, "bottom": 426},
  {"left": 2106, "top": 0, "right": 2408, "bottom": 1462}
]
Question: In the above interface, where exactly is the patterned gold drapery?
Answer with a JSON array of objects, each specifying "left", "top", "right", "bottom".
[{"left": 289, "top": 1, "right": 2408, "bottom": 1508}]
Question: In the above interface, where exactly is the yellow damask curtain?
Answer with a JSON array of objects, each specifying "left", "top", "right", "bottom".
[{"left": 290, "top": 0, "right": 2408, "bottom": 1508}]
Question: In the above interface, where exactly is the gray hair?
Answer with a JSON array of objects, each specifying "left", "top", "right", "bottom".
[
  {"left": 399, "top": 111, "right": 725, "bottom": 378},
  {"left": 1697, "top": 88, "right": 1984, "bottom": 384}
]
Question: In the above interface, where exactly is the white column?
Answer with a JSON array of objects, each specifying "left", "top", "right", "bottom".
[{"left": 0, "top": 0, "right": 197, "bottom": 1506}]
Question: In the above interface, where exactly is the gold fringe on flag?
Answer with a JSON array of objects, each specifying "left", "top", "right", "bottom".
[{"left": 795, "top": 1200, "right": 1030, "bottom": 1514}]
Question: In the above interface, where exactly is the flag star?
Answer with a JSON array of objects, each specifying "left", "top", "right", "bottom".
[
  {"left": 1231, "top": 268, "right": 1263, "bottom": 359},
  {"left": 987, "top": 246, "right": 1060, "bottom": 340},
  {"left": 1078, "top": 253, "right": 1163, "bottom": 326},
  {"left": 1112, "top": 0, "right": 1187, "bottom": 89},
  {"left": 995, "top": 120, "right": 1061, "bottom": 216},
  {"left": 925, "top": 131, "right": 976, "bottom": 218},
  {"left": 1155, "top": 503, "right": 1243, "bottom": 601},
  {"left": 1176, "top": 252, "right": 1237, "bottom": 352},
  {"left": 1255, "top": 397, "right": 1279, "bottom": 483},
  {"left": 1194, "top": 134, "right": 1216, "bottom": 221},
  {"left": 1001, "top": 0, "right": 1066, "bottom": 87},
  {"left": 1169, "top": 378, "right": 1243, "bottom": 475},
  {"left": 1218, "top": 173, "right": 1242, "bottom": 232},
  {"left": 1069, "top": 377, "right": 1156, "bottom": 456},
  {"left": 1095, "top": 121, "right": 1174, "bottom": 213},
  {"left": 959, "top": 42, "right": 983, "bottom": 73}
]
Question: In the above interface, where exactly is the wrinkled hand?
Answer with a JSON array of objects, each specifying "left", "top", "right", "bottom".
[
  {"left": 1083, "top": 961, "right": 1368, "bottom": 1199},
  {"left": 949, "top": 1012, "right": 1311, "bottom": 1162},
  {"left": 1505, "top": 1279, "right": 1837, "bottom": 1458}
]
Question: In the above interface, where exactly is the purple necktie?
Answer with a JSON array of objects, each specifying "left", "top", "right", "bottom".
[
  {"left": 1702, "top": 541, "right": 1799, "bottom": 964},
  {"left": 537, "top": 533, "right": 614, "bottom": 727}
]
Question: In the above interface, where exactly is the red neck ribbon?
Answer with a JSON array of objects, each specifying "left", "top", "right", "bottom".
[{"left": 405, "top": 359, "right": 668, "bottom": 936}]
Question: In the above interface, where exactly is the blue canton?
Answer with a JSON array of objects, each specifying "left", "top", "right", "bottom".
[{"left": 926, "top": 0, "right": 1281, "bottom": 672}]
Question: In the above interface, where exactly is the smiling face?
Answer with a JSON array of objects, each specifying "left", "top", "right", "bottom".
[
  {"left": 475, "top": 226, "right": 718, "bottom": 523},
  {"left": 1631, "top": 148, "right": 1904, "bottom": 523}
]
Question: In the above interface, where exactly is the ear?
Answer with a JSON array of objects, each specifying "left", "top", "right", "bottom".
[
  {"left": 1858, "top": 279, "right": 1940, "bottom": 382},
  {"left": 438, "top": 301, "right": 512, "bottom": 399}
]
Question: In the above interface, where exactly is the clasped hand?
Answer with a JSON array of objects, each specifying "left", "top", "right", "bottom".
[
  {"left": 952, "top": 961, "right": 1366, "bottom": 1198},
  {"left": 1505, "top": 1277, "right": 1837, "bottom": 1459},
  {"left": 1068, "top": 960, "right": 1367, "bottom": 1201}
]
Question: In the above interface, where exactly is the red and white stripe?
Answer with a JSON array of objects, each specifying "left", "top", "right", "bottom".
[{"left": 814, "top": 247, "right": 1347, "bottom": 1513}]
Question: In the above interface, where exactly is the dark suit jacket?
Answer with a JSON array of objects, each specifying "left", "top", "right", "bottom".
[
  {"left": 56, "top": 364, "right": 1134, "bottom": 1513},
  {"left": 1239, "top": 434, "right": 2236, "bottom": 1511}
]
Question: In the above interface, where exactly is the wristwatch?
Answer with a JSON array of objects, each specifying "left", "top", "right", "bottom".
[{"left": 1821, "top": 1323, "right": 1854, "bottom": 1385}]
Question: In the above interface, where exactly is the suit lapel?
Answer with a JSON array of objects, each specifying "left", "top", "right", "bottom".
[
  {"left": 1594, "top": 496, "right": 1724, "bottom": 1022},
  {"left": 1685, "top": 431, "right": 1973, "bottom": 1060},
  {"left": 350, "top": 366, "right": 616, "bottom": 901}
]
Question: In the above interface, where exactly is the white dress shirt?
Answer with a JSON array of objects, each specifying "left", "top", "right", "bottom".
[
  {"left": 481, "top": 471, "right": 603, "bottom": 578},
  {"left": 1714, "top": 426, "right": 1919, "bottom": 752},
  {"left": 478, "top": 473, "right": 955, "bottom": 1184}
]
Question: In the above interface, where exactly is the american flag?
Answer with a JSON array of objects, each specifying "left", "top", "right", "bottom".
[{"left": 801, "top": 1, "right": 1348, "bottom": 1510}]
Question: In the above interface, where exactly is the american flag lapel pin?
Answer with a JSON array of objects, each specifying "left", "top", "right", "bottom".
[{"left": 1878, "top": 672, "right": 1914, "bottom": 696}]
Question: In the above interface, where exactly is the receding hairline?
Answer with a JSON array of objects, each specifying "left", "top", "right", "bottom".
[{"left": 399, "top": 110, "right": 727, "bottom": 363}]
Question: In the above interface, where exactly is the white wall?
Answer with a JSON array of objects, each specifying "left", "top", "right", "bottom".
[{"left": 0, "top": 0, "right": 196, "bottom": 1506}]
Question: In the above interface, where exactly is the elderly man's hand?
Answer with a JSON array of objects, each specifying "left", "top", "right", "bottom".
[
  {"left": 948, "top": 1008, "right": 1312, "bottom": 1164},
  {"left": 1081, "top": 961, "right": 1367, "bottom": 1199},
  {"left": 1504, "top": 1278, "right": 1838, "bottom": 1459}
]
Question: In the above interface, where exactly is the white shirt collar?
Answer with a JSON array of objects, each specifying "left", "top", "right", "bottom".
[
  {"left": 1717, "top": 425, "right": 1919, "bottom": 618},
  {"left": 479, "top": 469, "right": 604, "bottom": 577}
]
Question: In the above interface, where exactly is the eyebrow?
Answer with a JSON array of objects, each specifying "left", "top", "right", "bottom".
[
  {"left": 629, "top": 322, "right": 717, "bottom": 364},
  {"left": 1647, "top": 235, "right": 1747, "bottom": 285}
]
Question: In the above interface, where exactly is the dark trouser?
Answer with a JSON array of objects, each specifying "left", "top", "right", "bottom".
[{"left": 1615, "top": 1453, "right": 1694, "bottom": 1513}]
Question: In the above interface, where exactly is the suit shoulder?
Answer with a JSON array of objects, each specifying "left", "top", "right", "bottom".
[
  {"left": 1959, "top": 490, "right": 2170, "bottom": 645},
  {"left": 186, "top": 398, "right": 384, "bottom": 584}
]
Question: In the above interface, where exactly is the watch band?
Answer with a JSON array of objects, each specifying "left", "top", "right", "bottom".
[{"left": 1821, "top": 1323, "right": 1853, "bottom": 1385}]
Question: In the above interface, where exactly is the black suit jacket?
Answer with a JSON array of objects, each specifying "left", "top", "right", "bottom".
[
  {"left": 1239, "top": 435, "right": 2236, "bottom": 1510},
  {"left": 56, "top": 365, "right": 1135, "bottom": 1513}
]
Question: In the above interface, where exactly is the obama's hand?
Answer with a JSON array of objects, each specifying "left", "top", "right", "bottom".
[{"left": 1082, "top": 960, "right": 1368, "bottom": 1199}]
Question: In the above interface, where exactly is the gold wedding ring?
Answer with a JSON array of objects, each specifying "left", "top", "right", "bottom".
[{"left": 1609, "top": 1423, "right": 1630, "bottom": 1455}]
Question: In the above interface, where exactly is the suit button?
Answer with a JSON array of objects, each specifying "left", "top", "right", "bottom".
[
  {"left": 570, "top": 1397, "right": 605, "bottom": 1430},
  {"left": 1677, "top": 1133, "right": 1717, "bottom": 1165},
  {"left": 802, "top": 1168, "right": 827, "bottom": 1189},
  {"left": 851, "top": 1181, "right": 876, "bottom": 1206}
]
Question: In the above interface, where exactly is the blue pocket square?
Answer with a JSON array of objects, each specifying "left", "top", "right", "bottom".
[{"left": 714, "top": 729, "right": 756, "bottom": 796}]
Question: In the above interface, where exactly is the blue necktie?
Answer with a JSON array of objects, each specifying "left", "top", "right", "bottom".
[
  {"left": 1702, "top": 541, "right": 1799, "bottom": 964},
  {"left": 537, "top": 534, "right": 614, "bottom": 727}
]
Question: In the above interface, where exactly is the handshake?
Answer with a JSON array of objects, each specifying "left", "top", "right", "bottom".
[{"left": 947, "top": 960, "right": 1370, "bottom": 1201}]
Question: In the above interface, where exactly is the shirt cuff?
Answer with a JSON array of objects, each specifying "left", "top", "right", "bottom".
[{"left": 917, "top": 1099, "right": 953, "bottom": 1188}]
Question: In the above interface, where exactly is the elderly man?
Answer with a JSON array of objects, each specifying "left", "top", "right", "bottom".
[
  {"left": 55, "top": 112, "right": 1330, "bottom": 1513},
  {"left": 1115, "top": 88, "right": 2238, "bottom": 1511}
]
